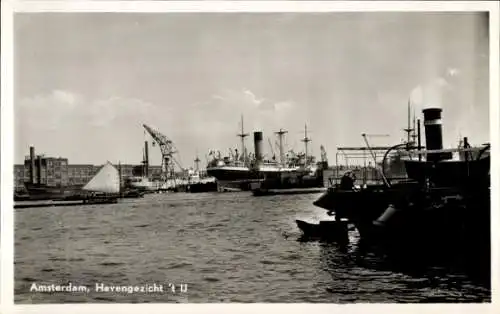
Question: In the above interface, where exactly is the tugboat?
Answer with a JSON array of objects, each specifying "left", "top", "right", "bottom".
[
  {"left": 185, "top": 163, "right": 218, "bottom": 193},
  {"left": 312, "top": 107, "right": 490, "bottom": 265}
]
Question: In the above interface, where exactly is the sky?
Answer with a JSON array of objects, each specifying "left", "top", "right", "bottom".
[{"left": 14, "top": 12, "right": 490, "bottom": 168}]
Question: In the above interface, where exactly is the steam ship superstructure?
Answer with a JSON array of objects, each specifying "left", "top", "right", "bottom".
[{"left": 311, "top": 104, "right": 490, "bottom": 269}]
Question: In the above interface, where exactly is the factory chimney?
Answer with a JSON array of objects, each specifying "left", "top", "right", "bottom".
[
  {"left": 144, "top": 141, "right": 149, "bottom": 177},
  {"left": 253, "top": 131, "right": 263, "bottom": 163},
  {"left": 423, "top": 108, "right": 452, "bottom": 162},
  {"left": 36, "top": 155, "right": 42, "bottom": 184},
  {"left": 29, "top": 146, "right": 35, "bottom": 184}
]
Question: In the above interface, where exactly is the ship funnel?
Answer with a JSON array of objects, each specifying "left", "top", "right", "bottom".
[
  {"left": 29, "top": 146, "right": 35, "bottom": 184},
  {"left": 254, "top": 131, "right": 263, "bottom": 162},
  {"left": 423, "top": 108, "right": 451, "bottom": 162}
]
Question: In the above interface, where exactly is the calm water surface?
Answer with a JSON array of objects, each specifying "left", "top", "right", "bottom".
[{"left": 15, "top": 192, "right": 490, "bottom": 303}]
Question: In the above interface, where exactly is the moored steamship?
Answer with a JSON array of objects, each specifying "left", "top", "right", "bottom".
[{"left": 206, "top": 117, "right": 328, "bottom": 191}]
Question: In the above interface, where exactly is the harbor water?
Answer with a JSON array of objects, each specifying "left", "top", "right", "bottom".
[{"left": 15, "top": 192, "right": 490, "bottom": 303}]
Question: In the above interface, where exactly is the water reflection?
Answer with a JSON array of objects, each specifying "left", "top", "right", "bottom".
[{"left": 312, "top": 228, "right": 490, "bottom": 302}]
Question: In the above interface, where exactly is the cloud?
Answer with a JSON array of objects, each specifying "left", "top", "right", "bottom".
[
  {"left": 15, "top": 90, "right": 167, "bottom": 163},
  {"left": 406, "top": 66, "right": 489, "bottom": 146},
  {"left": 15, "top": 88, "right": 303, "bottom": 165},
  {"left": 17, "top": 91, "right": 159, "bottom": 130},
  {"left": 16, "top": 90, "right": 82, "bottom": 131},
  {"left": 409, "top": 70, "right": 454, "bottom": 114},
  {"left": 190, "top": 88, "right": 298, "bottom": 128},
  {"left": 52, "top": 90, "right": 79, "bottom": 106},
  {"left": 183, "top": 89, "right": 312, "bottom": 161},
  {"left": 446, "top": 67, "right": 460, "bottom": 77},
  {"left": 88, "top": 96, "right": 156, "bottom": 127}
]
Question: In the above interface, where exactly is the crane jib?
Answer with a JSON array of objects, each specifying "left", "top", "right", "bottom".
[{"left": 143, "top": 124, "right": 184, "bottom": 180}]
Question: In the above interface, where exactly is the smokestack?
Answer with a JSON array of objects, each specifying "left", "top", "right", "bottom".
[
  {"left": 118, "top": 162, "right": 123, "bottom": 190},
  {"left": 417, "top": 119, "right": 422, "bottom": 162},
  {"left": 254, "top": 131, "right": 263, "bottom": 162},
  {"left": 29, "top": 146, "right": 35, "bottom": 184},
  {"left": 144, "top": 141, "right": 149, "bottom": 177},
  {"left": 36, "top": 155, "right": 42, "bottom": 184},
  {"left": 423, "top": 108, "right": 451, "bottom": 162}
]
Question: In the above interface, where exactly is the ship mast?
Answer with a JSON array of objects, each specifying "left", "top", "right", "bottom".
[
  {"left": 411, "top": 106, "right": 417, "bottom": 146},
  {"left": 275, "top": 128, "right": 288, "bottom": 166},
  {"left": 404, "top": 99, "right": 417, "bottom": 149},
  {"left": 194, "top": 155, "right": 200, "bottom": 172},
  {"left": 404, "top": 99, "right": 413, "bottom": 148},
  {"left": 301, "top": 124, "right": 312, "bottom": 167},
  {"left": 237, "top": 115, "right": 249, "bottom": 165}
]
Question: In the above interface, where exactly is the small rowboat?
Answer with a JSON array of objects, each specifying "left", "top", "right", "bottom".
[{"left": 295, "top": 219, "right": 350, "bottom": 243}]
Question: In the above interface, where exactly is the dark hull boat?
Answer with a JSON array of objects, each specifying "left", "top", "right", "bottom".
[
  {"left": 296, "top": 219, "right": 320, "bottom": 237},
  {"left": 251, "top": 167, "right": 326, "bottom": 196},
  {"left": 206, "top": 166, "right": 257, "bottom": 182},
  {"left": 82, "top": 194, "right": 120, "bottom": 204},
  {"left": 312, "top": 108, "right": 490, "bottom": 279},
  {"left": 207, "top": 165, "right": 298, "bottom": 191},
  {"left": 313, "top": 180, "right": 421, "bottom": 238},
  {"left": 121, "top": 189, "right": 145, "bottom": 198},
  {"left": 404, "top": 154, "right": 490, "bottom": 187},
  {"left": 187, "top": 181, "right": 218, "bottom": 193},
  {"left": 314, "top": 157, "right": 490, "bottom": 241},
  {"left": 23, "top": 183, "right": 83, "bottom": 200},
  {"left": 295, "top": 219, "right": 349, "bottom": 243}
]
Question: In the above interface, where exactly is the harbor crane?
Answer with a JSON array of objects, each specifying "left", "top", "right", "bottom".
[{"left": 143, "top": 124, "right": 184, "bottom": 182}]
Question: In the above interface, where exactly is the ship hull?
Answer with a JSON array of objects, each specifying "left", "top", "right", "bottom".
[
  {"left": 254, "top": 170, "right": 324, "bottom": 189},
  {"left": 23, "top": 183, "right": 83, "bottom": 200},
  {"left": 206, "top": 167, "right": 257, "bottom": 182},
  {"left": 312, "top": 159, "right": 490, "bottom": 281},
  {"left": 128, "top": 183, "right": 157, "bottom": 192},
  {"left": 187, "top": 181, "right": 218, "bottom": 193},
  {"left": 207, "top": 166, "right": 293, "bottom": 191},
  {"left": 404, "top": 156, "right": 490, "bottom": 187}
]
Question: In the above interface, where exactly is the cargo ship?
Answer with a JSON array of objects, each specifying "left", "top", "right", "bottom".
[{"left": 206, "top": 118, "right": 321, "bottom": 191}]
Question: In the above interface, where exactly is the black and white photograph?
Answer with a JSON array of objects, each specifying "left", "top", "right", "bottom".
[{"left": 2, "top": 0, "right": 498, "bottom": 308}]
